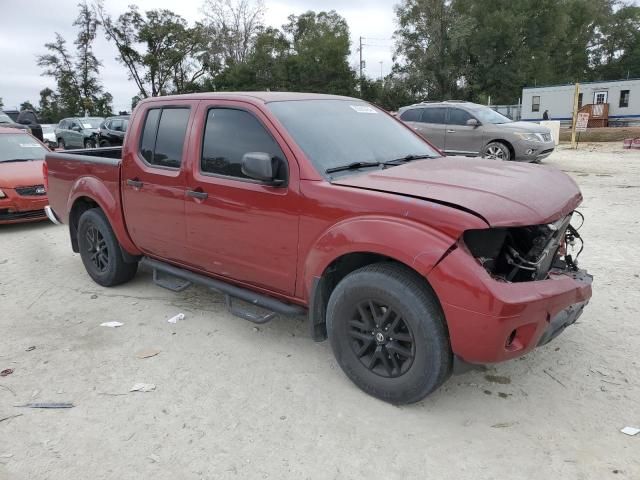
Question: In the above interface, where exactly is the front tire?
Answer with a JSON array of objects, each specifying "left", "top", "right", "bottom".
[
  {"left": 327, "top": 263, "right": 452, "bottom": 404},
  {"left": 483, "top": 141, "right": 511, "bottom": 161},
  {"left": 77, "top": 209, "right": 138, "bottom": 287},
  {"left": 84, "top": 139, "right": 95, "bottom": 149},
  {"left": 58, "top": 138, "right": 65, "bottom": 150}
]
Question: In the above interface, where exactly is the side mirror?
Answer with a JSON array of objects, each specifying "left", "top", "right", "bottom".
[
  {"left": 466, "top": 118, "right": 480, "bottom": 127},
  {"left": 72, "top": 125, "right": 82, "bottom": 132},
  {"left": 241, "top": 152, "right": 286, "bottom": 186}
]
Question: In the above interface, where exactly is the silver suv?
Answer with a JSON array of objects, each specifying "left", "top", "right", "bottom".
[{"left": 398, "top": 101, "right": 555, "bottom": 162}]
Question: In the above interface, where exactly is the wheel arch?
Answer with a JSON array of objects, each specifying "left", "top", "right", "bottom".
[
  {"left": 304, "top": 218, "right": 457, "bottom": 341},
  {"left": 66, "top": 178, "right": 140, "bottom": 258},
  {"left": 484, "top": 139, "right": 515, "bottom": 159}
]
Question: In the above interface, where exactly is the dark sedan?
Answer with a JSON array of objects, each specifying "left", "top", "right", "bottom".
[{"left": 96, "top": 115, "right": 130, "bottom": 147}]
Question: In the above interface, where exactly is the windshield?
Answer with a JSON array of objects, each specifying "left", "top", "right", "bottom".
[
  {"left": 268, "top": 100, "right": 440, "bottom": 175},
  {"left": 0, "top": 113, "right": 14, "bottom": 124},
  {"left": 0, "top": 134, "right": 46, "bottom": 162},
  {"left": 79, "top": 118, "right": 103, "bottom": 129},
  {"left": 471, "top": 107, "right": 512, "bottom": 124}
]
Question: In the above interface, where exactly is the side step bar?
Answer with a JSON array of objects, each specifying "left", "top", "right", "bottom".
[{"left": 140, "top": 257, "right": 306, "bottom": 320}]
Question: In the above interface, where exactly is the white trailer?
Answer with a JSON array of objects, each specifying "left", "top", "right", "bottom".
[{"left": 521, "top": 79, "right": 640, "bottom": 126}]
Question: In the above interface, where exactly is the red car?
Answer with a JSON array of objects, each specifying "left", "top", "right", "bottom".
[
  {"left": 44, "top": 93, "right": 592, "bottom": 404},
  {"left": 0, "top": 127, "right": 49, "bottom": 224}
]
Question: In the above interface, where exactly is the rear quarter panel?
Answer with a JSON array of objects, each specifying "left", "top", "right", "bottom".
[{"left": 45, "top": 152, "right": 139, "bottom": 255}]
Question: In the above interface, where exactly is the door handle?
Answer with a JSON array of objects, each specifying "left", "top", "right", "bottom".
[
  {"left": 187, "top": 189, "right": 208, "bottom": 200},
  {"left": 447, "top": 129, "right": 456, "bottom": 133},
  {"left": 126, "top": 178, "right": 143, "bottom": 189}
]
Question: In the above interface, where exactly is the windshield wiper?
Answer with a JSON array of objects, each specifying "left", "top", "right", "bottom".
[
  {"left": 325, "top": 161, "right": 382, "bottom": 174},
  {"left": 383, "top": 154, "right": 434, "bottom": 166}
]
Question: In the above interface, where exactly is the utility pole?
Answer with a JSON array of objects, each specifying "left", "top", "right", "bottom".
[
  {"left": 379, "top": 61, "right": 383, "bottom": 81},
  {"left": 571, "top": 83, "right": 580, "bottom": 149},
  {"left": 359, "top": 36, "right": 364, "bottom": 96}
]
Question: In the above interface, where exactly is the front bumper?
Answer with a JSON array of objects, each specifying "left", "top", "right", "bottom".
[
  {"left": 513, "top": 139, "right": 556, "bottom": 162},
  {"left": 0, "top": 187, "right": 48, "bottom": 224},
  {"left": 427, "top": 247, "right": 593, "bottom": 364}
]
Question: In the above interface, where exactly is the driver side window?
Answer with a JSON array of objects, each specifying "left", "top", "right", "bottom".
[
  {"left": 201, "top": 108, "right": 286, "bottom": 179},
  {"left": 448, "top": 108, "right": 473, "bottom": 126}
]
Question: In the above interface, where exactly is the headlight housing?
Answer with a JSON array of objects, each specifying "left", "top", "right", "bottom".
[
  {"left": 515, "top": 132, "right": 545, "bottom": 142},
  {"left": 0, "top": 189, "right": 6, "bottom": 199}
]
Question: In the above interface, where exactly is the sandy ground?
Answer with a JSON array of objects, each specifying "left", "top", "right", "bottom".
[{"left": 1, "top": 143, "right": 639, "bottom": 480}]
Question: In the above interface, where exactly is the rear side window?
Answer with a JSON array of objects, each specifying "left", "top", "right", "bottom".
[
  {"left": 400, "top": 108, "right": 423, "bottom": 122},
  {"left": 201, "top": 108, "right": 285, "bottom": 179},
  {"left": 448, "top": 108, "right": 473, "bottom": 126},
  {"left": 422, "top": 107, "right": 446, "bottom": 124},
  {"left": 139, "top": 108, "right": 190, "bottom": 168}
]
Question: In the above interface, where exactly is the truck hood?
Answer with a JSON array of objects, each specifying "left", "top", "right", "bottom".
[
  {"left": 0, "top": 160, "right": 44, "bottom": 188},
  {"left": 331, "top": 157, "right": 582, "bottom": 227}
]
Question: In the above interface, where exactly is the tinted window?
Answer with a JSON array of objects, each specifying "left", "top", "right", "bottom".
[
  {"left": 201, "top": 109, "right": 285, "bottom": 179},
  {"left": 140, "top": 109, "right": 161, "bottom": 164},
  {"left": 448, "top": 108, "right": 473, "bottom": 126},
  {"left": 153, "top": 109, "right": 190, "bottom": 168},
  {"left": 421, "top": 107, "right": 446, "bottom": 124},
  {"left": 111, "top": 119, "right": 123, "bottom": 131},
  {"left": 400, "top": 108, "right": 423, "bottom": 122}
]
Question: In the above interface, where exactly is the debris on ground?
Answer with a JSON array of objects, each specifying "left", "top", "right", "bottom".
[
  {"left": 100, "top": 321, "right": 124, "bottom": 328},
  {"left": 15, "top": 402, "right": 74, "bottom": 409},
  {"left": 25, "top": 346, "right": 35, "bottom": 352},
  {"left": 620, "top": 426, "right": 640, "bottom": 436},
  {"left": 130, "top": 383, "right": 156, "bottom": 392},
  {"left": 0, "top": 413, "right": 23, "bottom": 424},
  {"left": 484, "top": 375, "right": 511, "bottom": 385},
  {"left": 167, "top": 313, "right": 185, "bottom": 324},
  {"left": 90, "top": 294, "right": 98, "bottom": 299},
  {"left": 136, "top": 348, "right": 161, "bottom": 359},
  {"left": 148, "top": 453, "right": 160, "bottom": 463},
  {"left": 491, "top": 422, "right": 518, "bottom": 428},
  {"left": 0, "top": 368, "right": 14, "bottom": 377}
]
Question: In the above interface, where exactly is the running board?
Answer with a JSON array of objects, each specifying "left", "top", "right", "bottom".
[{"left": 141, "top": 257, "right": 306, "bottom": 321}]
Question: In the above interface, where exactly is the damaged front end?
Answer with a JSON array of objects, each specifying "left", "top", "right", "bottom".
[{"left": 463, "top": 212, "right": 584, "bottom": 283}]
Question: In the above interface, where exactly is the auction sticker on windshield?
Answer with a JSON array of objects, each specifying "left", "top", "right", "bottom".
[
  {"left": 350, "top": 105, "right": 378, "bottom": 114},
  {"left": 83, "top": 123, "right": 93, "bottom": 129},
  {"left": 20, "top": 143, "right": 42, "bottom": 148}
]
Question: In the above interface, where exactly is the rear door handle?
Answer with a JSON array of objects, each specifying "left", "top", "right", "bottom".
[
  {"left": 187, "top": 189, "right": 208, "bottom": 200},
  {"left": 126, "top": 179, "right": 143, "bottom": 189},
  {"left": 447, "top": 129, "right": 456, "bottom": 133}
]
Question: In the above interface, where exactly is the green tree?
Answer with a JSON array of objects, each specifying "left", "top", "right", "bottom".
[
  {"left": 20, "top": 101, "right": 37, "bottom": 112},
  {"left": 98, "top": 4, "right": 210, "bottom": 97},
  {"left": 592, "top": 4, "right": 640, "bottom": 79},
  {"left": 394, "top": 0, "right": 466, "bottom": 101},
  {"left": 37, "top": 1, "right": 111, "bottom": 116},
  {"left": 38, "top": 88, "right": 62, "bottom": 123},
  {"left": 284, "top": 11, "right": 356, "bottom": 95}
]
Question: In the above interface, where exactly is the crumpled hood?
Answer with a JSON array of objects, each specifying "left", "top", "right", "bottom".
[
  {"left": 331, "top": 157, "right": 582, "bottom": 227},
  {"left": 0, "top": 160, "right": 44, "bottom": 188}
]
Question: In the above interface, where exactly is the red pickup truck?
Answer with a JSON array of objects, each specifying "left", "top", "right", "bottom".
[{"left": 44, "top": 92, "right": 592, "bottom": 404}]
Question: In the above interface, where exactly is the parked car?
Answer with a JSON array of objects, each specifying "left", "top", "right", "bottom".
[
  {"left": 44, "top": 93, "right": 592, "bottom": 404},
  {"left": 398, "top": 101, "right": 555, "bottom": 162},
  {"left": 0, "top": 127, "right": 49, "bottom": 224},
  {"left": 55, "top": 117, "right": 104, "bottom": 149},
  {"left": 0, "top": 110, "right": 43, "bottom": 141},
  {"left": 41, "top": 124, "right": 57, "bottom": 149},
  {"left": 96, "top": 115, "right": 130, "bottom": 147}
]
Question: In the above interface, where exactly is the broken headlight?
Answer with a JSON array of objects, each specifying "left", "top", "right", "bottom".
[{"left": 464, "top": 213, "right": 583, "bottom": 283}]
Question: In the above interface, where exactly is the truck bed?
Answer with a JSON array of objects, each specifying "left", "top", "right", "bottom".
[{"left": 45, "top": 147, "right": 123, "bottom": 226}]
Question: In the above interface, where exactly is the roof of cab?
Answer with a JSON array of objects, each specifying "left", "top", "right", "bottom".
[{"left": 137, "top": 91, "right": 357, "bottom": 106}]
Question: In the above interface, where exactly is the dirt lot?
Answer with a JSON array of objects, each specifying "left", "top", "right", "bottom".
[
  {"left": 1, "top": 143, "right": 639, "bottom": 479},
  {"left": 559, "top": 126, "right": 640, "bottom": 143}
]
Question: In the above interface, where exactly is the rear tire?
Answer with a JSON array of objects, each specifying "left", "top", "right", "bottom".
[
  {"left": 327, "top": 263, "right": 452, "bottom": 404},
  {"left": 482, "top": 141, "right": 511, "bottom": 161},
  {"left": 77, "top": 209, "right": 138, "bottom": 287},
  {"left": 84, "top": 139, "right": 95, "bottom": 149},
  {"left": 99, "top": 139, "right": 111, "bottom": 147}
]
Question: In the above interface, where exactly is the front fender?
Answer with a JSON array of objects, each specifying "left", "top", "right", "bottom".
[
  {"left": 67, "top": 176, "right": 140, "bottom": 255},
  {"left": 302, "top": 215, "right": 456, "bottom": 299}
]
